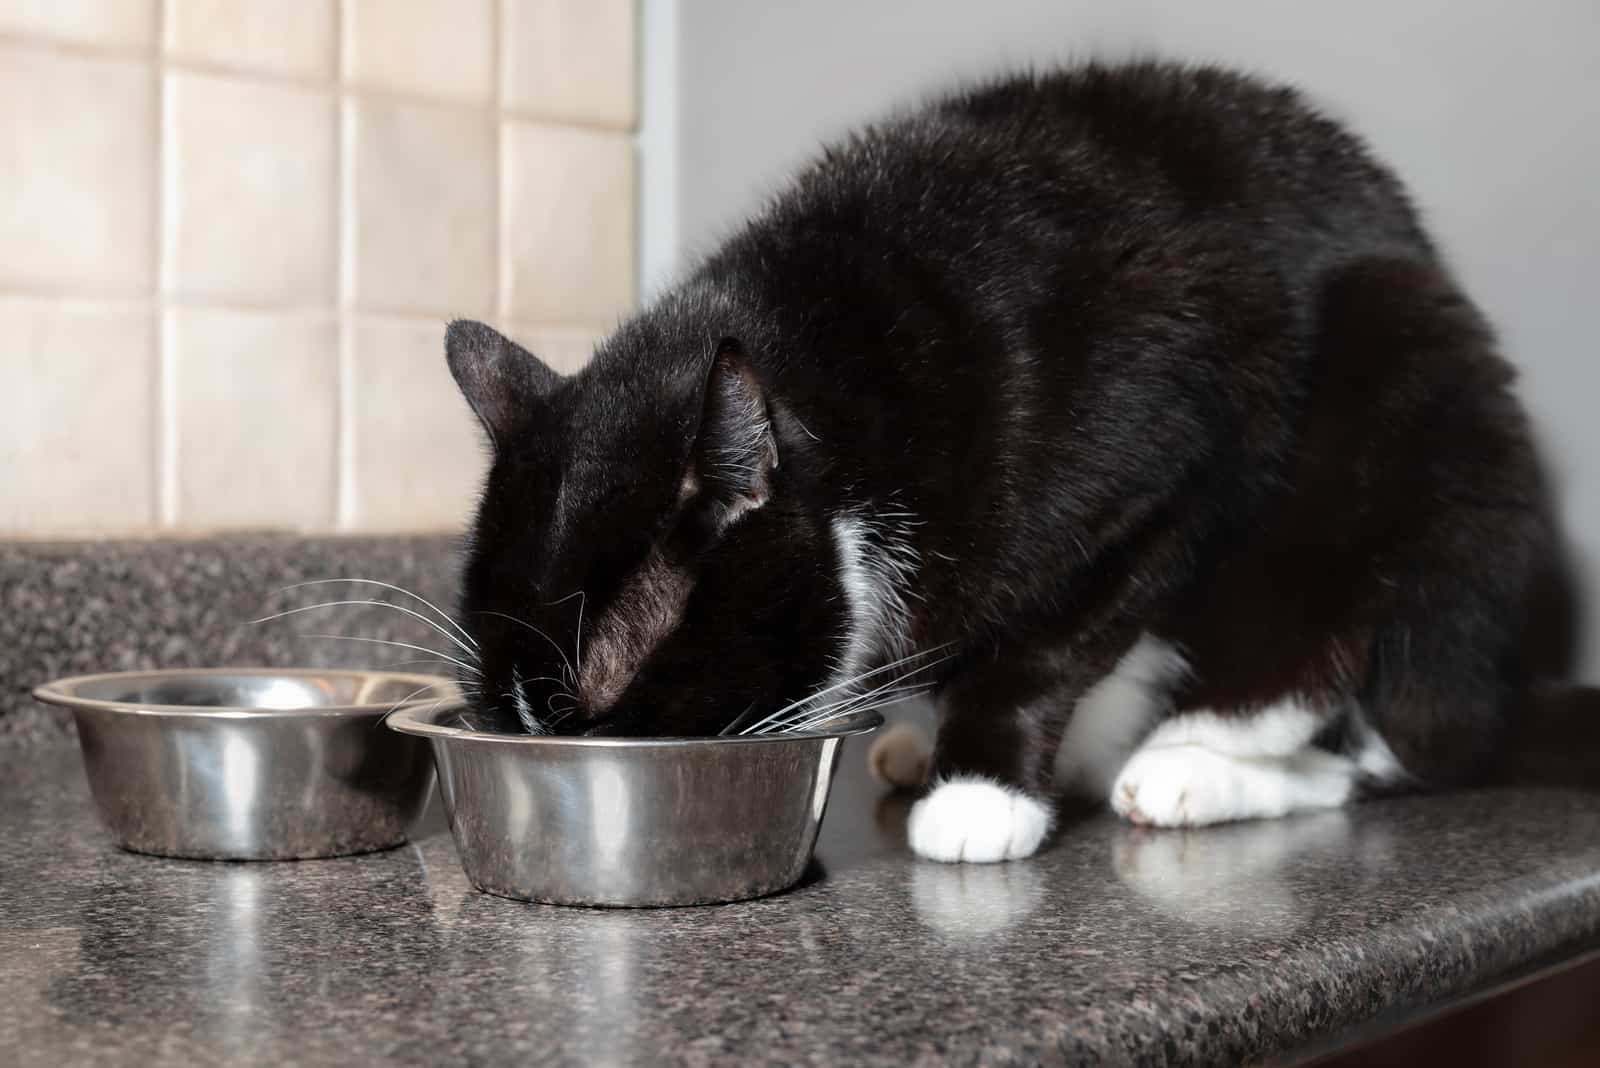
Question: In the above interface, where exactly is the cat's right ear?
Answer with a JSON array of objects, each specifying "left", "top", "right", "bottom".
[{"left": 445, "top": 320, "right": 560, "bottom": 449}]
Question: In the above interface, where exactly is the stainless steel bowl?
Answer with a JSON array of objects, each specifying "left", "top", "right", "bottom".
[
  {"left": 387, "top": 703, "right": 882, "bottom": 907},
  {"left": 33, "top": 668, "right": 450, "bottom": 861}
]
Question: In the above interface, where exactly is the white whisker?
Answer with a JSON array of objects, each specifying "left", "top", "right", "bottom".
[
  {"left": 252, "top": 599, "right": 479, "bottom": 661},
  {"left": 477, "top": 610, "right": 577, "bottom": 686},
  {"left": 574, "top": 592, "right": 586, "bottom": 679},
  {"left": 371, "top": 657, "right": 460, "bottom": 673},
  {"left": 390, "top": 690, "right": 460, "bottom": 731},
  {"left": 776, "top": 682, "right": 933, "bottom": 735},
  {"left": 281, "top": 578, "right": 477, "bottom": 649},
  {"left": 739, "top": 645, "right": 951, "bottom": 735},
  {"left": 781, "top": 697, "right": 926, "bottom": 736},
  {"left": 524, "top": 674, "right": 577, "bottom": 701},
  {"left": 761, "top": 672, "right": 932, "bottom": 734},
  {"left": 758, "top": 647, "right": 948, "bottom": 731},
  {"left": 302, "top": 633, "right": 480, "bottom": 677},
  {"left": 384, "top": 683, "right": 439, "bottom": 715},
  {"left": 719, "top": 700, "right": 762, "bottom": 736}
]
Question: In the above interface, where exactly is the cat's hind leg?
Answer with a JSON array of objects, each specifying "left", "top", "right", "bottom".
[
  {"left": 1109, "top": 699, "right": 1403, "bottom": 827},
  {"left": 1108, "top": 256, "right": 1545, "bottom": 827},
  {"left": 868, "top": 720, "right": 933, "bottom": 789}
]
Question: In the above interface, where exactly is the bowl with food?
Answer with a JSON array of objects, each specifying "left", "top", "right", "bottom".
[{"left": 386, "top": 703, "right": 881, "bottom": 906}]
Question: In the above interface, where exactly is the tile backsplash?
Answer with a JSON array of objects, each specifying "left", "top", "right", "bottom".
[{"left": 0, "top": 0, "right": 636, "bottom": 535}]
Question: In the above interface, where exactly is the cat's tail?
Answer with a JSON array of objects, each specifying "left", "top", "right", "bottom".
[{"left": 1487, "top": 684, "right": 1600, "bottom": 788}]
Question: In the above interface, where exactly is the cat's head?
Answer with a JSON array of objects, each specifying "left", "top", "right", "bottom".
[{"left": 445, "top": 319, "right": 843, "bottom": 737}]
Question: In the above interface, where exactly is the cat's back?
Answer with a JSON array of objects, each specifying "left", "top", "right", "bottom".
[
  {"left": 970, "top": 62, "right": 1423, "bottom": 232},
  {"left": 742, "top": 60, "right": 1432, "bottom": 281}
]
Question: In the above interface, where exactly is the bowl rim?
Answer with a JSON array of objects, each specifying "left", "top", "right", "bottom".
[
  {"left": 31, "top": 667, "right": 459, "bottom": 719},
  {"left": 385, "top": 702, "right": 885, "bottom": 747}
]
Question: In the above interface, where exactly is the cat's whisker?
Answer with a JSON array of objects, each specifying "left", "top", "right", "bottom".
[
  {"left": 776, "top": 682, "right": 934, "bottom": 735},
  {"left": 739, "top": 645, "right": 952, "bottom": 735},
  {"left": 280, "top": 578, "right": 477, "bottom": 650},
  {"left": 375, "top": 682, "right": 444, "bottom": 732},
  {"left": 301, "top": 633, "right": 481, "bottom": 678},
  {"left": 778, "top": 698, "right": 922, "bottom": 737},
  {"left": 720, "top": 700, "right": 762, "bottom": 736},
  {"left": 787, "top": 644, "right": 947, "bottom": 713},
  {"left": 477, "top": 610, "right": 578, "bottom": 687},
  {"left": 524, "top": 674, "right": 576, "bottom": 698},
  {"left": 426, "top": 691, "right": 465, "bottom": 727},
  {"left": 252, "top": 599, "right": 479, "bottom": 661},
  {"left": 384, "top": 682, "right": 439, "bottom": 715},
  {"left": 789, "top": 674, "right": 928, "bottom": 720},
  {"left": 371, "top": 656, "right": 461, "bottom": 673},
  {"left": 536, "top": 590, "right": 588, "bottom": 685},
  {"left": 387, "top": 688, "right": 460, "bottom": 731},
  {"left": 574, "top": 592, "right": 586, "bottom": 680},
  {"left": 760, "top": 677, "right": 930, "bottom": 735},
  {"left": 754, "top": 657, "right": 944, "bottom": 734}
]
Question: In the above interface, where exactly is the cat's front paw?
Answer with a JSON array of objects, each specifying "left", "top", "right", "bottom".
[{"left": 907, "top": 777, "right": 1053, "bottom": 863}]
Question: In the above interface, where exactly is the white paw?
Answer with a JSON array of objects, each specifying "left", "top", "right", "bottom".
[
  {"left": 1112, "top": 746, "right": 1230, "bottom": 827},
  {"left": 868, "top": 722, "right": 932, "bottom": 789},
  {"left": 1111, "top": 744, "right": 1354, "bottom": 828},
  {"left": 907, "top": 777, "right": 1053, "bottom": 863}
]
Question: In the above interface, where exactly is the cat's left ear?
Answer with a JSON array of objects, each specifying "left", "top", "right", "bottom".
[
  {"left": 445, "top": 319, "right": 560, "bottom": 449},
  {"left": 684, "top": 339, "right": 777, "bottom": 527}
]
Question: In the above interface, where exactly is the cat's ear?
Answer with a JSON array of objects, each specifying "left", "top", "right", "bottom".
[
  {"left": 445, "top": 319, "right": 560, "bottom": 448},
  {"left": 684, "top": 339, "right": 777, "bottom": 527}
]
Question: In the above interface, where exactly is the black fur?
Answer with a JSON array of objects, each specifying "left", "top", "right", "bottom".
[{"left": 446, "top": 61, "right": 1557, "bottom": 802}]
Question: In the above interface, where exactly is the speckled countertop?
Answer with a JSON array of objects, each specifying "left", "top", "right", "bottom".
[
  {"left": 7, "top": 741, "right": 1600, "bottom": 1066},
  {"left": 0, "top": 536, "right": 460, "bottom": 744},
  {"left": 5, "top": 538, "right": 1600, "bottom": 1066}
]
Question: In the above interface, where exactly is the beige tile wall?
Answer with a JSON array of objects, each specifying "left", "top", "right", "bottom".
[{"left": 0, "top": 0, "right": 637, "bottom": 535}]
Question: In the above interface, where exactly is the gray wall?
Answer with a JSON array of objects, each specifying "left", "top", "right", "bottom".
[{"left": 671, "top": 0, "right": 1599, "bottom": 680}]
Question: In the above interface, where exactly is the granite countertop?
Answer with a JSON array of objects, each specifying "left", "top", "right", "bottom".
[
  {"left": 6, "top": 537, "right": 1600, "bottom": 1065},
  {"left": 0, "top": 536, "right": 461, "bottom": 745},
  {"left": 6, "top": 737, "right": 1600, "bottom": 1066}
]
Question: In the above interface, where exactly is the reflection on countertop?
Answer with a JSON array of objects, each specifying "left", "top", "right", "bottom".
[{"left": 5, "top": 740, "right": 1600, "bottom": 1066}]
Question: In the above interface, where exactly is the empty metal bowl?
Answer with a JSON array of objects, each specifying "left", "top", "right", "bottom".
[
  {"left": 386, "top": 703, "right": 882, "bottom": 907},
  {"left": 33, "top": 668, "right": 451, "bottom": 861}
]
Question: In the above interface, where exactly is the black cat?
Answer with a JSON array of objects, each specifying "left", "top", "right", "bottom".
[{"left": 444, "top": 61, "right": 1590, "bottom": 862}]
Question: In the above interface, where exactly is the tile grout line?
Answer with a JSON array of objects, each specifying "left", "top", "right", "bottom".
[
  {"left": 8, "top": 3, "right": 639, "bottom": 536},
  {"left": 0, "top": 28, "right": 155, "bottom": 63},
  {"left": 0, "top": 280, "right": 611, "bottom": 332},
  {"left": 336, "top": 0, "right": 357, "bottom": 531},
  {"left": 0, "top": 282, "right": 607, "bottom": 324},
  {"left": 154, "top": 0, "right": 177, "bottom": 528},
  {"left": 0, "top": 31, "right": 635, "bottom": 135}
]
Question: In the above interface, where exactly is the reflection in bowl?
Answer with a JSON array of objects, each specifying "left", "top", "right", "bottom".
[{"left": 33, "top": 668, "right": 448, "bottom": 860}]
